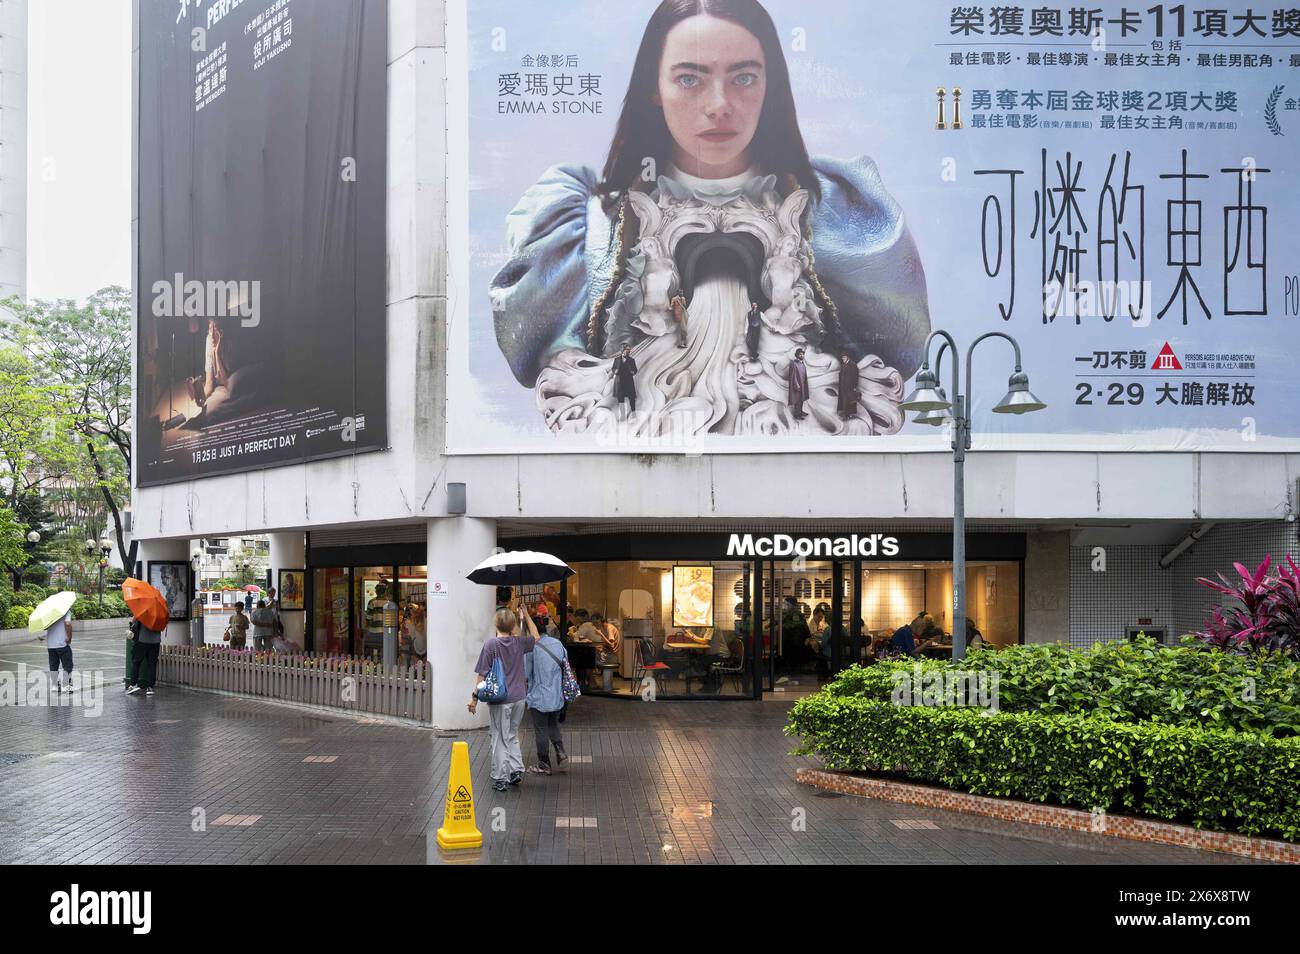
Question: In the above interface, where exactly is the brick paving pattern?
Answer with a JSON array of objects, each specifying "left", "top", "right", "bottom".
[{"left": 0, "top": 631, "right": 1254, "bottom": 864}]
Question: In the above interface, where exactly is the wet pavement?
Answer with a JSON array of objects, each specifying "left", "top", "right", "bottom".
[{"left": 0, "top": 630, "right": 1250, "bottom": 864}]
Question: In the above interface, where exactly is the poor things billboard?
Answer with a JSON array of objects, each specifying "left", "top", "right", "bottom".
[
  {"left": 136, "top": 0, "right": 386, "bottom": 486},
  {"left": 447, "top": 0, "right": 1300, "bottom": 453}
]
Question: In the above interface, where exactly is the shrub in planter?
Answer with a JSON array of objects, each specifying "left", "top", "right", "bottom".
[
  {"left": 16, "top": 584, "right": 49, "bottom": 608},
  {"left": 822, "top": 638, "right": 1300, "bottom": 737},
  {"left": 786, "top": 696, "right": 1300, "bottom": 841},
  {"left": 100, "top": 593, "right": 130, "bottom": 618},
  {"left": 5, "top": 605, "right": 32, "bottom": 629},
  {"left": 72, "top": 597, "right": 106, "bottom": 621}
]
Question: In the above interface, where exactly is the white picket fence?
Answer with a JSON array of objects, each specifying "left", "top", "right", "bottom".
[{"left": 156, "top": 645, "right": 432, "bottom": 722}]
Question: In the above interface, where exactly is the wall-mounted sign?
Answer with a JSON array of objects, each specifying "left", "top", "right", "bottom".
[
  {"left": 672, "top": 566, "right": 714, "bottom": 628},
  {"left": 447, "top": 0, "right": 1300, "bottom": 455}
]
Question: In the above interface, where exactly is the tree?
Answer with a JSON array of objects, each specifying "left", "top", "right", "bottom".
[
  {"left": 0, "top": 346, "right": 82, "bottom": 507},
  {"left": 1, "top": 288, "right": 135, "bottom": 572},
  {"left": 0, "top": 504, "right": 29, "bottom": 587}
]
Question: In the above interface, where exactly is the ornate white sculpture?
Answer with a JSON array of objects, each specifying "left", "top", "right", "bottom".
[{"left": 537, "top": 175, "right": 904, "bottom": 439}]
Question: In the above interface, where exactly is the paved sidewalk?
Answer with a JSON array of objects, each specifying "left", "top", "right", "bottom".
[{"left": 0, "top": 632, "right": 1252, "bottom": 864}]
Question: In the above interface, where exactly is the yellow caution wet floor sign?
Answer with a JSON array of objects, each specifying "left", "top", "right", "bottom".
[{"left": 436, "top": 740, "right": 483, "bottom": 849}]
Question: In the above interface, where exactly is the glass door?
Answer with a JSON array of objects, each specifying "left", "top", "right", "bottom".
[
  {"left": 353, "top": 565, "right": 395, "bottom": 659},
  {"left": 765, "top": 561, "right": 833, "bottom": 692}
]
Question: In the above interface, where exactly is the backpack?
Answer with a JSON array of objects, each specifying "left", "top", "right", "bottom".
[{"left": 538, "top": 640, "right": 581, "bottom": 704}]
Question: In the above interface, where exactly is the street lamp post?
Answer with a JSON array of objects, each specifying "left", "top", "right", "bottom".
[
  {"left": 85, "top": 537, "right": 112, "bottom": 606},
  {"left": 901, "top": 330, "right": 1046, "bottom": 660},
  {"left": 20, "top": 531, "right": 40, "bottom": 587}
]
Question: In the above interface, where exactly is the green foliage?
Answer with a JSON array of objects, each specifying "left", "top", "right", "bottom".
[
  {"left": 1, "top": 290, "right": 133, "bottom": 570},
  {"left": 822, "top": 638, "right": 1300, "bottom": 737},
  {"left": 70, "top": 595, "right": 130, "bottom": 620},
  {"left": 15, "top": 584, "right": 51, "bottom": 607},
  {"left": 5, "top": 605, "right": 31, "bottom": 629},
  {"left": 786, "top": 696, "right": 1300, "bottom": 841},
  {"left": 0, "top": 505, "right": 28, "bottom": 576}
]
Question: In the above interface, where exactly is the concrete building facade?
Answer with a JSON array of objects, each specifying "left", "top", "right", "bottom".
[
  {"left": 0, "top": 0, "right": 26, "bottom": 307},
  {"left": 131, "top": 1, "right": 1300, "bottom": 732}
]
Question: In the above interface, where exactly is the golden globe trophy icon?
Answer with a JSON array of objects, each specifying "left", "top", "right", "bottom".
[
  {"left": 935, "top": 87, "right": 947, "bottom": 129},
  {"left": 952, "top": 87, "right": 964, "bottom": 130},
  {"left": 436, "top": 740, "right": 483, "bottom": 849}
]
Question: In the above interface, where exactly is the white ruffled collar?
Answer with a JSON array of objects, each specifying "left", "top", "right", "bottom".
[{"left": 665, "top": 163, "right": 762, "bottom": 193}]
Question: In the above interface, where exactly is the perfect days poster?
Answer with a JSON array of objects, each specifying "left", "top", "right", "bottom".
[{"left": 447, "top": 0, "right": 1300, "bottom": 453}]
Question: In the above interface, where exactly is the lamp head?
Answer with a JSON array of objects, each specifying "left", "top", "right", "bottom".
[
  {"left": 992, "top": 370, "right": 1047, "bottom": 414},
  {"left": 900, "top": 366, "right": 951, "bottom": 413},
  {"left": 912, "top": 387, "right": 951, "bottom": 426}
]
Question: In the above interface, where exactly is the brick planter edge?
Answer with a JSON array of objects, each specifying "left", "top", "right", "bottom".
[{"left": 796, "top": 767, "right": 1299, "bottom": 864}]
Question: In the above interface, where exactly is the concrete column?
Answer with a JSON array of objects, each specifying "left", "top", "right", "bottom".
[
  {"left": 268, "top": 531, "right": 306, "bottom": 647},
  {"left": 135, "top": 538, "right": 192, "bottom": 647},
  {"left": 1024, "top": 531, "right": 1071, "bottom": 644},
  {"left": 426, "top": 516, "right": 495, "bottom": 732}
]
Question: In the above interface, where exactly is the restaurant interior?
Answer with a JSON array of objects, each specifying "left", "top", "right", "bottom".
[{"left": 530, "top": 558, "right": 1022, "bottom": 699}]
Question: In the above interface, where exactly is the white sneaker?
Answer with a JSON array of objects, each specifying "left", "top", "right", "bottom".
[
  {"left": 125, "top": 684, "right": 141, "bottom": 695},
  {"left": 61, "top": 681, "right": 75, "bottom": 694}
]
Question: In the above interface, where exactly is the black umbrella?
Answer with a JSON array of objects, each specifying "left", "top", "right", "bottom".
[{"left": 466, "top": 550, "right": 574, "bottom": 587}]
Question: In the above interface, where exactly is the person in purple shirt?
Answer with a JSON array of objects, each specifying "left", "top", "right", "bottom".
[{"left": 468, "top": 607, "right": 539, "bottom": 791}]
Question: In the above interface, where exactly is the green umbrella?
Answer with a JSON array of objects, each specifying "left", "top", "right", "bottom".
[{"left": 28, "top": 591, "right": 77, "bottom": 633}]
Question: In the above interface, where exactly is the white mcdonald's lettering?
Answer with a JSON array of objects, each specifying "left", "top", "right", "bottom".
[{"left": 725, "top": 534, "right": 901, "bottom": 558}]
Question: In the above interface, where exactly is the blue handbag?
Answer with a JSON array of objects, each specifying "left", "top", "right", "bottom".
[{"left": 477, "top": 657, "right": 508, "bottom": 704}]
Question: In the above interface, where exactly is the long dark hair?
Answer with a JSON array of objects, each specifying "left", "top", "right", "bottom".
[{"left": 599, "top": 0, "right": 819, "bottom": 210}]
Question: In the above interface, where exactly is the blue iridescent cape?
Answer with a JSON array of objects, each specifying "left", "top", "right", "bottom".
[{"left": 490, "top": 155, "right": 931, "bottom": 388}]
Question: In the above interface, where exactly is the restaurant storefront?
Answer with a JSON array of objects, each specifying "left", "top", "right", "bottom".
[
  {"left": 306, "top": 537, "right": 430, "bottom": 661},
  {"left": 502, "top": 530, "right": 1026, "bottom": 700}
]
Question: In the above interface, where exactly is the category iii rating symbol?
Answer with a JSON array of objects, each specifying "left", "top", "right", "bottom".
[{"left": 1153, "top": 342, "right": 1182, "bottom": 371}]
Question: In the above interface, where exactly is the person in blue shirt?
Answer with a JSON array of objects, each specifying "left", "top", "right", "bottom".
[
  {"left": 890, "top": 612, "right": 938, "bottom": 658},
  {"left": 523, "top": 611, "right": 570, "bottom": 776}
]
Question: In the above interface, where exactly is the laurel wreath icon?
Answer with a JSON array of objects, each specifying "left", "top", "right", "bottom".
[{"left": 1265, "top": 85, "right": 1284, "bottom": 136}]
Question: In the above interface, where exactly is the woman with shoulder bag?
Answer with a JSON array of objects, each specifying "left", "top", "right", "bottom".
[
  {"left": 523, "top": 609, "right": 573, "bottom": 776},
  {"left": 468, "top": 607, "right": 539, "bottom": 792}
]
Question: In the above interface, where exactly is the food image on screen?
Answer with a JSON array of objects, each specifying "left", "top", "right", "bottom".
[{"left": 673, "top": 566, "right": 714, "bottom": 628}]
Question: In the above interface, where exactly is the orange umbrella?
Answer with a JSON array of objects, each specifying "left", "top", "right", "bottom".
[{"left": 121, "top": 577, "right": 169, "bottom": 632}]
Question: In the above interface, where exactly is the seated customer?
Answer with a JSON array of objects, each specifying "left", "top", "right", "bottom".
[
  {"left": 889, "top": 612, "right": 940, "bottom": 658},
  {"left": 593, "top": 614, "right": 621, "bottom": 665}
]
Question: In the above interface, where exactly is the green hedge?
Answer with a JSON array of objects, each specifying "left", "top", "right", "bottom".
[
  {"left": 825, "top": 639, "right": 1300, "bottom": 737},
  {"left": 787, "top": 696, "right": 1300, "bottom": 841},
  {"left": 5, "top": 605, "right": 32, "bottom": 629}
]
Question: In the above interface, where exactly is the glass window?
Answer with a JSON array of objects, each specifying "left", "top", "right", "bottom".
[
  {"left": 565, "top": 560, "right": 752, "bottom": 698},
  {"left": 396, "top": 566, "right": 428, "bottom": 664},
  {"left": 859, "top": 561, "right": 1021, "bottom": 659},
  {"left": 312, "top": 567, "right": 350, "bottom": 656}
]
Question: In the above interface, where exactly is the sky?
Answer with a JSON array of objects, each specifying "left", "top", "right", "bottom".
[{"left": 26, "top": 0, "right": 132, "bottom": 303}]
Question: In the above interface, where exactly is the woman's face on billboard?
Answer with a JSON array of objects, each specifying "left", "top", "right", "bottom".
[{"left": 655, "top": 15, "right": 766, "bottom": 179}]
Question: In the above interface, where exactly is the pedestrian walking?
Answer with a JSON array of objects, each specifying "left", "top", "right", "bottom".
[
  {"left": 126, "top": 617, "right": 162, "bottom": 696},
  {"left": 243, "top": 592, "right": 253, "bottom": 614},
  {"left": 467, "top": 607, "right": 540, "bottom": 792},
  {"left": 250, "top": 599, "right": 277, "bottom": 652},
  {"left": 226, "top": 602, "right": 250, "bottom": 649},
  {"left": 44, "top": 608, "right": 75, "bottom": 694},
  {"left": 523, "top": 611, "right": 569, "bottom": 775}
]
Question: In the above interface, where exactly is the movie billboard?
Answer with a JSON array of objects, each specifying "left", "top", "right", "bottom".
[
  {"left": 447, "top": 0, "right": 1300, "bottom": 453},
  {"left": 136, "top": 0, "right": 387, "bottom": 486}
]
